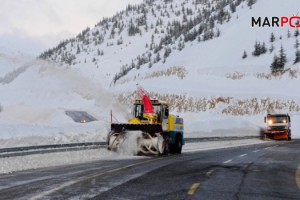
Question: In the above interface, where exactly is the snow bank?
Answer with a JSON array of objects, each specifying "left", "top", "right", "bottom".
[
  {"left": 0, "top": 59, "right": 132, "bottom": 148},
  {"left": 0, "top": 149, "right": 140, "bottom": 174}
]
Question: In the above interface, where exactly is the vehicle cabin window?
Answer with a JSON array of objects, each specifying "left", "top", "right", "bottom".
[
  {"left": 153, "top": 104, "right": 162, "bottom": 122},
  {"left": 268, "top": 116, "right": 288, "bottom": 123},
  {"left": 134, "top": 104, "right": 144, "bottom": 119},
  {"left": 162, "top": 105, "right": 169, "bottom": 119}
]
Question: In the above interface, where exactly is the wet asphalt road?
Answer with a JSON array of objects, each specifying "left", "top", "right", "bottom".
[{"left": 0, "top": 140, "right": 300, "bottom": 200}]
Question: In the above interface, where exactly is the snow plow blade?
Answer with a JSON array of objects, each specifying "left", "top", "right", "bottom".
[
  {"left": 107, "top": 123, "right": 165, "bottom": 155},
  {"left": 111, "top": 123, "right": 162, "bottom": 133}
]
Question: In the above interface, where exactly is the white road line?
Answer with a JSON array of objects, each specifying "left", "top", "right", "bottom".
[
  {"left": 223, "top": 159, "right": 232, "bottom": 164},
  {"left": 239, "top": 154, "right": 247, "bottom": 157},
  {"left": 253, "top": 150, "right": 260, "bottom": 153},
  {"left": 29, "top": 158, "right": 162, "bottom": 200}
]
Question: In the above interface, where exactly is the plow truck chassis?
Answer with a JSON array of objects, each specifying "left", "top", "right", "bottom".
[
  {"left": 264, "top": 114, "right": 291, "bottom": 140},
  {"left": 107, "top": 85, "right": 184, "bottom": 155}
]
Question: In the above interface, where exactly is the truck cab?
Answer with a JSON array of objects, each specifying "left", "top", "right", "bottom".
[
  {"left": 264, "top": 114, "right": 291, "bottom": 140},
  {"left": 132, "top": 100, "right": 169, "bottom": 123}
]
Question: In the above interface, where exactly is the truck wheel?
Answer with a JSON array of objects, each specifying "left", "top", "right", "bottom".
[
  {"left": 288, "top": 130, "right": 292, "bottom": 141},
  {"left": 163, "top": 139, "right": 169, "bottom": 155},
  {"left": 174, "top": 134, "right": 182, "bottom": 154},
  {"left": 160, "top": 135, "right": 169, "bottom": 155}
]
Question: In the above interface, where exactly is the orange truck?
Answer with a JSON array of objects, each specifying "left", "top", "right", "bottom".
[{"left": 264, "top": 114, "right": 291, "bottom": 140}]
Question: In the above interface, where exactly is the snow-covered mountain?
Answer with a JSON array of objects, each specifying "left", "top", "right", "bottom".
[{"left": 1, "top": 0, "right": 300, "bottom": 148}]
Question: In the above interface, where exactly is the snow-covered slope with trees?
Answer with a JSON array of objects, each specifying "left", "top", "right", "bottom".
[{"left": 1, "top": 0, "right": 300, "bottom": 148}]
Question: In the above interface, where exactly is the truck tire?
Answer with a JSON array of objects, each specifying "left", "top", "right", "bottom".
[
  {"left": 174, "top": 134, "right": 182, "bottom": 154},
  {"left": 163, "top": 139, "right": 169, "bottom": 155},
  {"left": 161, "top": 135, "right": 169, "bottom": 155},
  {"left": 288, "top": 130, "right": 292, "bottom": 141},
  {"left": 169, "top": 134, "right": 182, "bottom": 154}
]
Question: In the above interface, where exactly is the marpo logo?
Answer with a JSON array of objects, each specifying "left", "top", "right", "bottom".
[{"left": 252, "top": 15, "right": 300, "bottom": 28}]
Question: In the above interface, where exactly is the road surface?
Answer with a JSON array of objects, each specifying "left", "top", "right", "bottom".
[{"left": 0, "top": 140, "right": 300, "bottom": 199}]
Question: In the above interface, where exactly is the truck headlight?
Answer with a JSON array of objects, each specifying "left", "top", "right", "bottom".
[{"left": 268, "top": 120, "right": 273, "bottom": 125}]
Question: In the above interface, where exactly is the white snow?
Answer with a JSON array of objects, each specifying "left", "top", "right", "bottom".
[
  {"left": 0, "top": 148, "right": 137, "bottom": 174},
  {"left": 0, "top": 0, "right": 299, "bottom": 171}
]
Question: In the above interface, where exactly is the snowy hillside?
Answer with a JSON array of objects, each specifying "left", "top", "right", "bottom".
[{"left": 1, "top": 0, "right": 300, "bottom": 148}]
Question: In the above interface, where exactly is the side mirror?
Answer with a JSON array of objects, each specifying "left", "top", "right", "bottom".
[
  {"left": 264, "top": 117, "right": 266, "bottom": 123},
  {"left": 288, "top": 116, "right": 291, "bottom": 122}
]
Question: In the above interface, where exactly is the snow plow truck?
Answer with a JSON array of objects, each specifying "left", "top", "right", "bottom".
[
  {"left": 264, "top": 113, "right": 291, "bottom": 140},
  {"left": 107, "top": 84, "right": 184, "bottom": 155}
]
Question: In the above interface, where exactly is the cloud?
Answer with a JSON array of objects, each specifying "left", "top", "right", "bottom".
[
  {"left": 0, "top": 0, "right": 143, "bottom": 55},
  {"left": 0, "top": 0, "right": 143, "bottom": 36}
]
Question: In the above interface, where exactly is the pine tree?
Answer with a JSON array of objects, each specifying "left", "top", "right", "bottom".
[
  {"left": 294, "top": 49, "right": 300, "bottom": 64},
  {"left": 270, "top": 54, "right": 280, "bottom": 73},
  {"left": 128, "top": 20, "right": 140, "bottom": 36},
  {"left": 155, "top": 53, "right": 161, "bottom": 63},
  {"left": 278, "top": 45, "right": 287, "bottom": 69},
  {"left": 287, "top": 29, "right": 291, "bottom": 38},
  {"left": 178, "top": 41, "right": 185, "bottom": 51},
  {"left": 215, "top": 28, "right": 221, "bottom": 37},
  {"left": 252, "top": 41, "right": 261, "bottom": 56},
  {"left": 230, "top": 3, "right": 236, "bottom": 13},
  {"left": 295, "top": 29, "right": 299, "bottom": 37},
  {"left": 269, "top": 44, "right": 274, "bottom": 53},
  {"left": 247, "top": 0, "right": 256, "bottom": 7},
  {"left": 131, "top": 60, "right": 136, "bottom": 69},
  {"left": 242, "top": 50, "right": 247, "bottom": 59},
  {"left": 295, "top": 38, "right": 300, "bottom": 49},
  {"left": 164, "top": 47, "right": 172, "bottom": 59},
  {"left": 76, "top": 45, "right": 80, "bottom": 54},
  {"left": 270, "top": 32, "right": 275, "bottom": 43},
  {"left": 261, "top": 42, "right": 267, "bottom": 54}
]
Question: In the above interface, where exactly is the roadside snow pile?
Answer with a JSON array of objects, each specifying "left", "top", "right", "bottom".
[
  {"left": 0, "top": 121, "right": 107, "bottom": 148},
  {"left": 0, "top": 60, "right": 130, "bottom": 148},
  {"left": 0, "top": 149, "right": 117, "bottom": 174}
]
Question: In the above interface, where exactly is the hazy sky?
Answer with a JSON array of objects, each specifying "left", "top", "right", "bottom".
[{"left": 0, "top": 0, "right": 143, "bottom": 55}]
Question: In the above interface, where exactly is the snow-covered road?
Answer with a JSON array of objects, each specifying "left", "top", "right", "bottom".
[{"left": 0, "top": 138, "right": 267, "bottom": 174}]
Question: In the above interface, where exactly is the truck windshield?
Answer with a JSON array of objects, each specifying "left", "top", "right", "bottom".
[
  {"left": 133, "top": 104, "right": 162, "bottom": 119},
  {"left": 133, "top": 104, "right": 144, "bottom": 119},
  {"left": 268, "top": 116, "right": 287, "bottom": 123},
  {"left": 153, "top": 105, "right": 161, "bottom": 115}
]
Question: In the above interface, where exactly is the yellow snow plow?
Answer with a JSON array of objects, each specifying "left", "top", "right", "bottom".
[{"left": 107, "top": 84, "right": 184, "bottom": 155}]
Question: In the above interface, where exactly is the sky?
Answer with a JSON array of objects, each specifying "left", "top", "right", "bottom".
[{"left": 0, "top": 0, "right": 143, "bottom": 56}]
